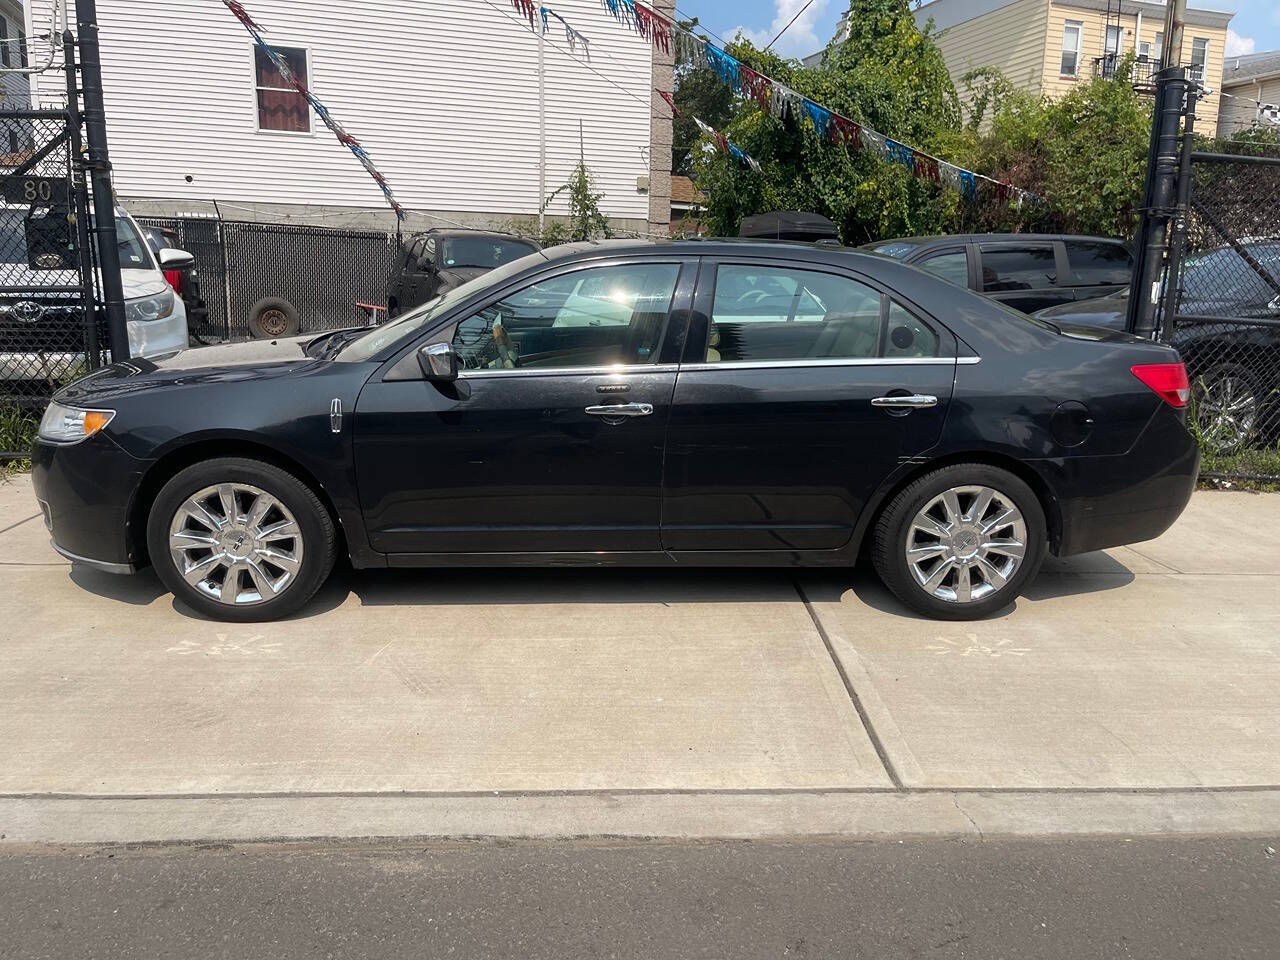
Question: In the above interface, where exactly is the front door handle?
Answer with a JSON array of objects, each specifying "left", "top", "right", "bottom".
[
  {"left": 870, "top": 394, "right": 939, "bottom": 409},
  {"left": 585, "top": 403, "right": 654, "bottom": 418}
]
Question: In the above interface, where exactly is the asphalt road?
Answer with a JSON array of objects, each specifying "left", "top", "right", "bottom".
[{"left": 1, "top": 836, "right": 1277, "bottom": 959}]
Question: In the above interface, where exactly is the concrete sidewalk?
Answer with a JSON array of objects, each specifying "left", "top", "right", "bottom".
[{"left": 1, "top": 472, "right": 1278, "bottom": 843}]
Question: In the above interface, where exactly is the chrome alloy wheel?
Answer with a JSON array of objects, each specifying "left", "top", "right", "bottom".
[
  {"left": 905, "top": 485, "right": 1027, "bottom": 604},
  {"left": 168, "top": 483, "right": 304, "bottom": 606},
  {"left": 1195, "top": 374, "right": 1258, "bottom": 452}
]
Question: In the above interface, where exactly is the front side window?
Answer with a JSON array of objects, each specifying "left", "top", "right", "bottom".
[
  {"left": 917, "top": 251, "right": 969, "bottom": 288},
  {"left": 1061, "top": 22, "right": 1082, "bottom": 76},
  {"left": 1066, "top": 241, "right": 1133, "bottom": 286},
  {"left": 451, "top": 263, "right": 680, "bottom": 371},
  {"left": 255, "top": 46, "right": 310, "bottom": 133},
  {"left": 980, "top": 245, "right": 1057, "bottom": 291},
  {"left": 704, "top": 264, "right": 939, "bottom": 362}
]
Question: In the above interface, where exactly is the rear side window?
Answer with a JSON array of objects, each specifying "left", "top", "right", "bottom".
[
  {"left": 1066, "top": 241, "right": 1132, "bottom": 285},
  {"left": 979, "top": 245, "right": 1056, "bottom": 291},
  {"left": 704, "top": 265, "right": 941, "bottom": 363},
  {"left": 917, "top": 251, "right": 968, "bottom": 288}
]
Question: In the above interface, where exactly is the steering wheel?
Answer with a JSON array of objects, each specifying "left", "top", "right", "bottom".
[{"left": 736, "top": 289, "right": 771, "bottom": 305}]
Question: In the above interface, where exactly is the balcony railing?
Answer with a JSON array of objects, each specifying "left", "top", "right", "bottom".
[{"left": 1094, "top": 54, "right": 1203, "bottom": 92}]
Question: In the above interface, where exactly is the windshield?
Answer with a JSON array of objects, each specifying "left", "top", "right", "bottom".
[
  {"left": 337, "top": 249, "right": 547, "bottom": 362},
  {"left": 439, "top": 236, "right": 537, "bottom": 269},
  {"left": 1181, "top": 243, "right": 1280, "bottom": 304},
  {"left": 115, "top": 215, "right": 155, "bottom": 270}
]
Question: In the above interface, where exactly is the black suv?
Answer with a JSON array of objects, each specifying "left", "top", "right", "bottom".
[
  {"left": 386, "top": 229, "right": 539, "bottom": 317},
  {"left": 863, "top": 234, "right": 1134, "bottom": 314}
]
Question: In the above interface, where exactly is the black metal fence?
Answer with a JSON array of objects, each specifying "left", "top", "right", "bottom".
[
  {"left": 0, "top": 109, "right": 98, "bottom": 411},
  {"left": 136, "top": 215, "right": 398, "bottom": 341},
  {"left": 1165, "top": 139, "right": 1280, "bottom": 480}
]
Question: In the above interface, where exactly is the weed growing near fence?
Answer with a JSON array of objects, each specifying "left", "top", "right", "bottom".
[{"left": 0, "top": 405, "right": 37, "bottom": 476}]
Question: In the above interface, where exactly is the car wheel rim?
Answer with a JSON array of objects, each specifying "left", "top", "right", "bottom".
[
  {"left": 905, "top": 485, "right": 1027, "bottom": 604},
  {"left": 1195, "top": 375, "right": 1257, "bottom": 451},
  {"left": 168, "top": 483, "right": 304, "bottom": 606},
  {"left": 259, "top": 309, "right": 288, "bottom": 337}
]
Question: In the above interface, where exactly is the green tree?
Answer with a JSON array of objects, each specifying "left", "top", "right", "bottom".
[
  {"left": 672, "top": 18, "right": 736, "bottom": 175},
  {"left": 694, "top": 0, "right": 964, "bottom": 243}
]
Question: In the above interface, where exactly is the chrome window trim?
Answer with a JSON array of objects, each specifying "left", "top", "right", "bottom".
[
  {"left": 455, "top": 357, "right": 980, "bottom": 378},
  {"left": 458, "top": 363, "right": 681, "bottom": 380},
  {"left": 679, "top": 357, "right": 978, "bottom": 372}
]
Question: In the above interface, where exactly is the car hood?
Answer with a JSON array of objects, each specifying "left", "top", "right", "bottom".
[
  {"left": 57, "top": 335, "right": 321, "bottom": 403},
  {"left": 0, "top": 263, "right": 170, "bottom": 300}
]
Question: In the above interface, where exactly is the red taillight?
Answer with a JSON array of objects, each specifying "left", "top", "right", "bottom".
[{"left": 1131, "top": 362, "right": 1190, "bottom": 408}]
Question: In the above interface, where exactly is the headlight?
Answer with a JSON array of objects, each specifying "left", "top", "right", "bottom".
[
  {"left": 38, "top": 402, "right": 115, "bottom": 444},
  {"left": 125, "top": 288, "right": 175, "bottom": 323}
]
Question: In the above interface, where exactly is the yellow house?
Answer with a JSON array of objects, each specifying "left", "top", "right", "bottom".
[{"left": 910, "top": 0, "right": 1233, "bottom": 131}]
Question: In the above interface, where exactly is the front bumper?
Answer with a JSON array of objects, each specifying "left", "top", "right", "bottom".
[{"left": 31, "top": 433, "right": 147, "bottom": 571}]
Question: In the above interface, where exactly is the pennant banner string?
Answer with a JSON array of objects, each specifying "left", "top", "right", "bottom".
[
  {"left": 594, "top": 0, "right": 1034, "bottom": 204},
  {"left": 220, "top": 0, "right": 407, "bottom": 219},
  {"left": 657, "top": 89, "right": 761, "bottom": 172}
]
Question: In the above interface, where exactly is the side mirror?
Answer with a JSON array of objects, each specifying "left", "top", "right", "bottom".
[
  {"left": 417, "top": 342, "right": 458, "bottom": 382},
  {"left": 158, "top": 248, "right": 195, "bottom": 271}
]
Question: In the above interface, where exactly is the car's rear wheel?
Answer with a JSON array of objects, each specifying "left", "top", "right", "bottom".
[
  {"left": 872, "top": 464, "right": 1047, "bottom": 620},
  {"left": 146, "top": 458, "right": 335, "bottom": 622},
  {"left": 1192, "top": 362, "right": 1260, "bottom": 453}
]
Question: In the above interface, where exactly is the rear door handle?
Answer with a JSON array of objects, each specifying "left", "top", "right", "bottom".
[
  {"left": 870, "top": 395, "right": 939, "bottom": 409},
  {"left": 585, "top": 403, "right": 654, "bottom": 418}
]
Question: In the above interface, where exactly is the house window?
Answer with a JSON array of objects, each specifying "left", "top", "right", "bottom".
[
  {"left": 1061, "top": 21, "right": 1082, "bottom": 77},
  {"left": 18, "top": 28, "right": 26, "bottom": 69},
  {"left": 1190, "top": 37, "right": 1208, "bottom": 82},
  {"left": 1154, "top": 31, "right": 1164, "bottom": 62},
  {"left": 0, "top": 18, "right": 9, "bottom": 69},
  {"left": 254, "top": 46, "right": 310, "bottom": 133},
  {"left": 1105, "top": 25, "right": 1122, "bottom": 57}
]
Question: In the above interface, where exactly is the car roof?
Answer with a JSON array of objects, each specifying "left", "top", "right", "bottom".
[
  {"left": 535, "top": 237, "right": 875, "bottom": 264},
  {"left": 863, "top": 233, "right": 1130, "bottom": 248},
  {"left": 410, "top": 228, "right": 536, "bottom": 242}
]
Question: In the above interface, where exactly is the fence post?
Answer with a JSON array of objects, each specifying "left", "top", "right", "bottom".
[
  {"left": 61, "top": 29, "right": 99, "bottom": 370},
  {"left": 1157, "top": 85, "right": 1197, "bottom": 343},
  {"left": 73, "top": 0, "right": 130, "bottom": 362},
  {"left": 1126, "top": 67, "right": 1188, "bottom": 338}
]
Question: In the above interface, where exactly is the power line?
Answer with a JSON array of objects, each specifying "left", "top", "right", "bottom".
[{"left": 767, "top": 0, "right": 816, "bottom": 51}]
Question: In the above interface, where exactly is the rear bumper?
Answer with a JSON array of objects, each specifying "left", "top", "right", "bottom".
[
  {"left": 31, "top": 433, "right": 146, "bottom": 570},
  {"left": 1034, "top": 405, "right": 1200, "bottom": 557}
]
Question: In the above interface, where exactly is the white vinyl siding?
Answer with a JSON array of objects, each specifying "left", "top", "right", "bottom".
[
  {"left": 1060, "top": 20, "right": 1082, "bottom": 76},
  {"left": 26, "top": 0, "right": 654, "bottom": 221}
]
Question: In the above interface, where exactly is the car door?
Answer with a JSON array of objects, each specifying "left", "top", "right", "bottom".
[
  {"left": 976, "top": 241, "right": 1072, "bottom": 313},
  {"left": 661, "top": 258, "right": 956, "bottom": 553},
  {"left": 353, "top": 257, "right": 695, "bottom": 557}
]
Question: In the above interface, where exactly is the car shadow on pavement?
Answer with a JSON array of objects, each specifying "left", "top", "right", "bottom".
[{"left": 65, "top": 549, "right": 1138, "bottom": 622}]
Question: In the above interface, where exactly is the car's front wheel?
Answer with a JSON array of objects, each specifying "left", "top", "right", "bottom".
[
  {"left": 872, "top": 464, "right": 1047, "bottom": 620},
  {"left": 1193, "top": 362, "right": 1261, "bottom": 453},
  {"left": 146, "top": 458, "right": 336, "bottom": 622}
]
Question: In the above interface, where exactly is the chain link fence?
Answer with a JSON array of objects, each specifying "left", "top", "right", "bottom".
[
  {"left": 1165, "top": 139, "right": 1280, "bottom": 482},
  {"left": 136, "top": 215, "right": 398, "bottom": 341},
  {"left": 0, "top": 110, "right": 98, "bottom": 412}
]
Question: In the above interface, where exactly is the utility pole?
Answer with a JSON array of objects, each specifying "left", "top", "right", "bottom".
[
  {"left": 73, "top": 0, "right": 129, "bottom": 361},
  {"left": 1126, "top": 0, "right": 1190, "bottom": 338},
  {"left": 537, "top": 24, "right": 546, "bottom": 239}
]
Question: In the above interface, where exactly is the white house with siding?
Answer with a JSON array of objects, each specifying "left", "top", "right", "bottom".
[{"left": 23, "top": 0, "right": 672, "bottom": 234}]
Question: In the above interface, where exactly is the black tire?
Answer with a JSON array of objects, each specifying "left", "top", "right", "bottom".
[
  {"left": 247, "top": 297, "right": 301, "bottom": 339},
  {"left": 872, "top": 463, "right": 1047, "bottom": 621},
  {"left": 146, "top": 457, "right": 336, "bottom": 622},
  {"left": 1192, "top": 362, "right": 1261, "bottom": 453}
]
